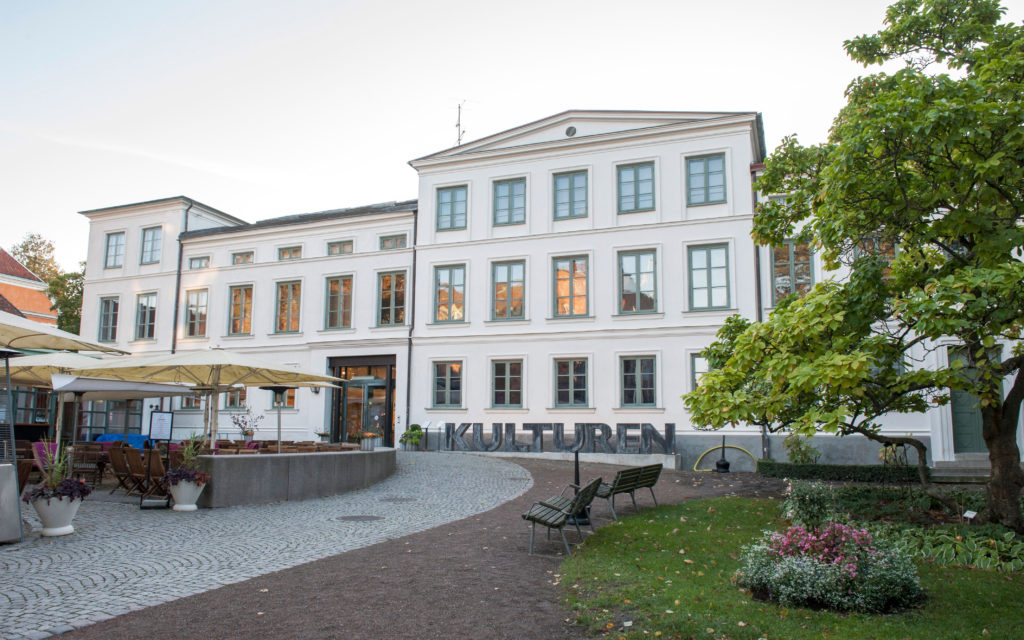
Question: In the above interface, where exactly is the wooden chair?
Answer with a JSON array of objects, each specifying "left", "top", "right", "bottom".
[
  {"left": 70, "top": 443, "right": 105, "bottom": 487},
  {"left": 142, "top": 449, "right": 168, "bottom": 498},
  {"left": 122, "top": 447, "right": 149, "bottom": 496},
  {"left": 107, "top": 446, "right": 136, "bottom": 495},
  {"left": 17, "top": 459, "right": 34, "bottom": 492},
  {"left": 168, "top": 450, "right": 184, "bottom": 469},
  {"left": 595, "top": 464, "right": 663, "bottom": 519},
  {"left": 522, "top": 477, "right": 602, "bottom": 555}
]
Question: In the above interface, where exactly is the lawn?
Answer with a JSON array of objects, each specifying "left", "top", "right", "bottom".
[{"left": 561, "top": 497, "right": 1024, "bottom": 639}]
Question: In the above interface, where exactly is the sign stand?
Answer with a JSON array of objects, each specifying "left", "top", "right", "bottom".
[{"left": 140, "top": 411, "right": 174, "bottom": 510}]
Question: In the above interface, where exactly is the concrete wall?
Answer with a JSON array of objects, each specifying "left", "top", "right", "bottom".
[{"left": 195, "top": 449, "right": 395, "bottom": 508}]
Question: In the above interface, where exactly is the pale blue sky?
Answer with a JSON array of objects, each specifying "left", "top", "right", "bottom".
[{"left": 3, "top": 0, "right": 1021, "bottom": 269}]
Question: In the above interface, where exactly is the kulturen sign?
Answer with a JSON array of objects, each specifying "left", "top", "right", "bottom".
[{"left": 442, "top": 423, "right": 676, "bottom": 454}]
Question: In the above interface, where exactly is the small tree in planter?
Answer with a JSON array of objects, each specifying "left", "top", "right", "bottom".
[
  {"left": 399, "top": 424, "right": 423, "bottom": 451},
  {"left": 160, "top": 435, "right": 211, "bottom": 511},
  {"left": 22, "top": 440, "right": 92, "bottom": 536},
  {"left": 229, "top": 404, "right": 263, "bottom": 440}
]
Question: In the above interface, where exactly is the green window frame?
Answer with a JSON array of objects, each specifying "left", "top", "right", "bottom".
[
  {"left": 687, "top": 154, "right": 727, "bottom": 205},
  {"left": 621, "top": 356, "right": 656, "bottom": 407},
  {"left": 434, "top": 265, "right": 466, "bottom": 323},
  {"left": 492, "top": 260, "right": 525, "bottom": 320},
  {"left": 553, "top": 256, "right": 588, "bottom": 318},
  {"left": 232, "top": 251, "right": 254, "bottom": 265},
  {"left": 328, "top": 240, "right": 353, "bottom": 256},
  {"left": 617, "top": 162, "right": 655, "bottom": 213},
  {"left": 688, "top": 245, "right": 730, "bottom": 310},
  {"left": 188, "top": 256, "right": 209, "bottom": 270},
  {"left": 278, "top": 246, "right": 302, "bottom": 261},
  {"left": 493, "top": 178, "right": 526, "bottom": 226},
  {"left": 619, "top": 250, "right": 657, "bottom": 313},
  {"left": 275, "top": 281, "right": 301, "bottom": 333},
  {"left": 432, "top": 361, "right": 463, "bottom": 408},
  {"left": 185, "top": 289, "right": 208, "bottom": 338},
  {"left": 380, "top": 234, "right": 407, "bottom": 250},
  {"left": 771, "top": 240, "right": 814, "bottom": 305},
  {"left": 377, "top": 271, "right": 406, "bottom": 326},
  {"left": 180, "top": 393, "right": 202, "bottom": 411},
  {"left": 491, "top": 360, "right": 523, "bottom": 408},
  {"left": 271, "top": 388, "right": 296, "bottom": 408},
  {"left": 104, "top": 232, "right": 125, "bottom": 268},
  {"left": 325, "top": 275, "right": 353, "bottom": 329},
  {"left": 553, "top": 170, "right": 587, "bottom": 219},
  {"left": 98, "top": 296, "right": 119, "bottom": 342},
  {"left": 437, "top": 185, "right": 467, "bottom": 231},
  {"left": 140, "top": 227, "right": 161, "bottom": 264},
  {"left": 224, "top": 387, "right": 247, "bottom": 409},
  {"left": 554, "top": 358, "right": 588, "bottom": 407},
  {"left": 691, "top": 353, "right": 709, "bottom": 391},
  {"left": 134, "top": 292, "right": 156, "bottom": 340},
  {"left": 228, "top": 285, "right": 253, "bottom": 335}
]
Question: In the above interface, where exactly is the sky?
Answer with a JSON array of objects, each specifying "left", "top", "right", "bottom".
[{"left": 2, "top": 0, "right": 1022, "bottom": 271}]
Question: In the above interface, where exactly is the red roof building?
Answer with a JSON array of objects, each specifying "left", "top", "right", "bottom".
[{"left": 0, "top": 248, "right": 57, "bottom": 325}]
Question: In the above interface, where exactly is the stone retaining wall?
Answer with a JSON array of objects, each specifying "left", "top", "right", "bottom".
[{"left": 195, "top": 449, "right": 396, "bottom": 508}]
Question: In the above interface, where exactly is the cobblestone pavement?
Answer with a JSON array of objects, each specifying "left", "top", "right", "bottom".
[{"left": 0, "top": 453, "right": 532, "bottom": 640}]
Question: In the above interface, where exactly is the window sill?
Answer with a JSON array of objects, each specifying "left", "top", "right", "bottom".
[
  {"left": 617, "top": 208, "right": 655, "bottom": 215},
  {"left": 179, "top": 336, "right": 209, "bottom": 341},
  {"left": 222, "top": 333, "right": 254, "bottom": 339},
  {"left": 612, "top": 407, "right": 665, "bottom": 413},
  {"left": 612, "top": 312, "right": 664, "bottom": 320},
  {"left": 318, "top": 327, "right": 355, "bottom": 334},
  {"left": 683, "top": 307, "right": 737, "bottom": 316},
  {"left": 486, "top": 407, "right": 529, "bottom": 413},
  {"left": 493, "top": 222, "right": 526, "bottom": 228},
  {"left": 547, "top": 407, "right": 596, "bottom": 413},
  {"left": 686, "top": 200, "right": 727, "bottom": 207},
  {"left": 546, "top": 315, "right": 595, "bottom": 322},
  {"left": 423, "top": 407, "right": 466, "bottom": 413},
  {"left": 436, "top": 227, "right": 467, "bottom": 232},
  {"left": 427, "top": 320, "right": 468, "bottom": 326},
  {"left": 484, "top": 318, "right": 529, "bottom": 325},
  {"left": 130, "top": 338, "right": 156, "bottom": 343},
  {"left": 268, "top": 331, "right": 303, "bottom": 338},
  {"left": 553, "top": 215, "right": 588, "bottom": 221},
  {"left": 371, "top": 324, "right": 407, "bottom": 330}
]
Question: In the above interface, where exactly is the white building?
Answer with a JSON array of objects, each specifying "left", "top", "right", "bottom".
[{"left": 75, "top": 110, "right": 1012, "bottom": 469}]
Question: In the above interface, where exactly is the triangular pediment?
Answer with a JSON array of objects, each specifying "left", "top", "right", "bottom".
[{"left": 412, "top": 110, "right": 753, "bottom": 164}]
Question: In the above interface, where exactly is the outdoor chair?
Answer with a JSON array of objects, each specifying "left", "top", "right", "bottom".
[
  {"left": 168, "top": 450, "right": 184, "bottom": 469},
  {"left": 71, "top": 443, "right": 105, "bottom": 487},
  {"left": 31, "top": 441, "right": 59, "bottom": 472},
  {"left": 142, "top": 449, "right": 168, "bottom": 499},
  {"left": 107, "top": 446, "right": 136, "bottom": 495},
  {"left": 595, "top": 463, "right": 662, "bottom": 519},
  {"left": 123, "top": 446, "right": 149, "bottom": 496},
  {"left": 522, "top": 477, "right": 602, "bottom": 555},
  {"left": 17, "top": 459, "right": 33, "bottom": 491}
]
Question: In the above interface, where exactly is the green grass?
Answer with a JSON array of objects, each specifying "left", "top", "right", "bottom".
[{"left": 561, "top": 498, "right": 1024, "bottom": 639}]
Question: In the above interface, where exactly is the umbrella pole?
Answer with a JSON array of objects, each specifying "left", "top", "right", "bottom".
[
  {"left": 277, "top": 402, "right": 282, "bottom": 453},
  {"left": 53, "top": 394, "right": 65, "bottom": 444},
  {"left": 209, "top": 392, "right": 219, "bottom": 445},
  {"left": 3, "top": 354, "right": 24, "bottom": 542},
  {"left": 71, "top": 392, "right": 83, "bottom": 444}
]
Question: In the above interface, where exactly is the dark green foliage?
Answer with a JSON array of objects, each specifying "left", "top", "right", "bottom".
[{"left": 759, "top": 459, "right": 925, "bottom": 483}]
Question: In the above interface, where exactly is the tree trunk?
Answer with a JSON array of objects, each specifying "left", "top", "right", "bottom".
[{"left": 982, "top": 410, "right": 1024, "bottom": 533}]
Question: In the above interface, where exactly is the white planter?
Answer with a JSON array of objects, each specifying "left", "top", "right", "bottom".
[
  {"left": 360, "top": 439, "right": 375, "bottom": 451},
  {"left": 169, "top": 480, "right": 206, "bottom": 511},
  {"left": 401, "top": 442, "right": 420, "bottom": 451},
  {"left": 31, "top": 497, "right": 83, "bottom": 537}
]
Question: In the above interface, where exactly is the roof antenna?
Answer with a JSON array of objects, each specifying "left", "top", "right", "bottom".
[{"left": 455, "top": 101, "right": 466, "bottom": 146}]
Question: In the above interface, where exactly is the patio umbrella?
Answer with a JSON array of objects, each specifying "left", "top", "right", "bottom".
[{"left": 73, "top": 348, "right": 341, "bottom": 443}]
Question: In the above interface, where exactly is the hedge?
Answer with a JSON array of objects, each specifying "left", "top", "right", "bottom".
[{"left": 757, "top": 459, "right": 928, "bottom": 483}]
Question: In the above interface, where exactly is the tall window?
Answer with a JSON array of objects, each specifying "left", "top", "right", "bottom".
[
  {"left": 619, "top": 251, "right": 656, "bottom": 313},
  {"left": 278, "top": 246, "right": 302, "bottom": 261},
  {"left": 325, "top": 276, "right": 353, "bottom": 329},
  {"left": 275, "top": 281, "right": 301, "bottom": 333},
  {"left": 135, "top": 293, "right": 156, "bottom": 340},
  {"left": 433, "top": 361, "right": 462, "bottom": 408},
  {"left": 379, "top": 234, "right": 407, "bottom": 250},
  {"left": 188, "top": 256, "right": 209, "bottom": 270},
  {"left": 688, "top": 245, "right": 730, "bottom": 310},
  {"left": 377, "top": 271, "right": 406, "bottom": 326},
  {"left": 621, "top": 356, "right": 656, "bottom": 407},
  {"left": 140, "top": 227, "right": 161, "bottom": 264},
  {"left": 554, "top": 358, "right": 588, "bottom": 407},
  {"left": 554, "top": 170, "right": 587, "bottom": 219},
  {"left": 617, "top": 162, "right": 655, "bottom": 213},
  {"left": 691, "top": 353, "right": 709, "bottom": 391},
  {"left": 436, "top": 185, "right": 467, "bottom": 230},
  {"left": 493, "top": 178, "right": 526, "bottom": 226},
  {"left": 180, "top": 394, "right": 202, "bottom": 410},
  {"left": 772, "top": 241, "right": 813, "bottom": 304},
  {"left": 229, "top": 285, "right": 253, "bottom": 335},
  {"left": 687, "top": 154, "right": 727, "bottom": 205},
  {"left": 434, "top": 265, "right": 465, "bottom": 322},
  {"left": 328, "top": 240, "right": 353, "bottom": 255},
  {"left": 105, "top": 232, "right": 125, "bottom": 268},
  {"left": 553, "top": 256, "right": 588, "bottom": 317},
  {"left": 98, "top": 297, "right": 119, "bottom": 342},
  {"left": 492, "top": 261, "right": 525, "bottom": 320},
  {"left": 492, "top": 360, "right": 523, "bottom": 408},
  {"left": 185, "top": 289, "right": 208, "bottom": 337},
  {"left": 232, "top": 251, "right": 254, "bottom": 265},
  {"left": 224, "top": 387, "right": 247, "bottom": 409}
]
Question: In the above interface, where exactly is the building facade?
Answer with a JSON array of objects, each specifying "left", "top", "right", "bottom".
[{"left": 74, "top": 110, "right": 1017, "bottom": 468}]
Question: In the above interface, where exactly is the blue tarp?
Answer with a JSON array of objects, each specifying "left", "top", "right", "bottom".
[{"left": 94, "top": 433, "right": 152, "bottom": 449}]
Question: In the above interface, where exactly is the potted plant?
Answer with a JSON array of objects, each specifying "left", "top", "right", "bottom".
[
  {"left": 229, "top": 403, "right": 263, "bottom": 441},
  {"left": 399, "top": 424, "right": 423, "bottom": 451},
  {"left": 21, "top": 440, "right": 92, "bottom": 536},
  {"left": 160, "top": 435, "right": 211, "bottom": 511},
  {"left": 358, "top": 430, "right": 381, "bottom": 451},
  {"left": 315, "top": 431, "right": 331, "bottom": 442}
]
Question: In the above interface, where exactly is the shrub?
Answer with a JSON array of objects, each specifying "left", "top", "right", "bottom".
[
  {"left": 880, "top": 524, "right": 1024, "bottom": 572},
  {"left": 758, "top": 458, "right": 925, "bottom": 483},
  {"left": 735, "top": 522, "right": 926, "bottom": 613},
  {"left": 781, "top": 480, "right": 836, "bottom": 528},
  {"left": 783, "top": 433, "right": 821, "bottom": 464},
  {"left": 400, "top": 424, "right": 423, "bottom": 445}
]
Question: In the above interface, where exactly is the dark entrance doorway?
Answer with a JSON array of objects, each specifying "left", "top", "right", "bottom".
[
  {"left": 948, "top": 347, "right": 986, "bottom": 454},
  {"left": 329, "top": 355, "right": 396, "bottom": 446}
]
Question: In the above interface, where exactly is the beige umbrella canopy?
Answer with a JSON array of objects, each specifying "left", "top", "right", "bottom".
[
  {"left": 73, "top": 348, "right": 341, "bottom": 443},
  {"left": 4, "top": 352, "right": 109, "bottom": 387}
]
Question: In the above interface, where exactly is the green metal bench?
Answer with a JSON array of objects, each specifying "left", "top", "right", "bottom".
[
  {"left": 595, "top": 463, "right": 662, "bottom": 519},
  {"left": 522, "top": 477, "right": 602, "bottom": 555}
]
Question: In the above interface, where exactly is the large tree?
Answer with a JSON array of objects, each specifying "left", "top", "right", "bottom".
[
  {"left": 47, "top": 263, "right": 84, "bottom": 334},
  {"left": 9, "top": 233, "right": 62, "bottom": 283},
  {"left": 688, "top": 0, "right": 1024, "bottom": 531}
]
